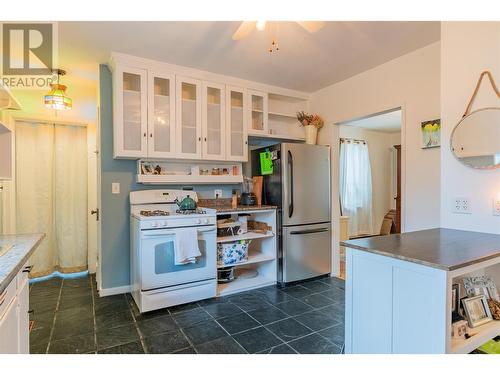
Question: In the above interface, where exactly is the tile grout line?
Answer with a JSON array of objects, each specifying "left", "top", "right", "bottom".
[
  {"left": 203, "top": 307, "right": 250, "bottom": 354},
  {"left": 127, "top": 297, "right": 151, "bottom": 354},
  {"left": 44, "top": 278, "right": 64, "bottom": 354}
]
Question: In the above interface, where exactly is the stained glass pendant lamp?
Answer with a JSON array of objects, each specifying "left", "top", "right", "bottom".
[{"left": 44, "top": 69, "right": 72, "bottom": 110}]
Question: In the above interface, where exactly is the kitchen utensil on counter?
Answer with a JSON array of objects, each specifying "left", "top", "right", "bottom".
[
  {"left": 252, "top": 176, "right": 263, "bottom": 206},
  {"left": 240, "top": 176, "right": 257, "bottom": 205}
]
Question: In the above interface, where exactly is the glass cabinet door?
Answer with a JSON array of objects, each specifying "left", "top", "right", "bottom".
[
  {"left": 202, "top": 82, "right": 225, "bottom": 160},
  {"left": 176, "top": 77, "right": 202, "bottom": 158},
  {"left": 148, "top": 72, "right": 175, "bottom": 158},
  {"left": 248, "top": 90, "right": 268, "bottom": 135},
  {"left": 225, "top": 86, "right": 248, "bottom": 162},
  {"left": 114, "top": 66, "right": 148, "bottom": 158}
]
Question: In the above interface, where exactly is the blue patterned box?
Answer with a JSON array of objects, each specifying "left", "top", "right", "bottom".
[{"left": 217, "top": 241, "right": 250, "bottom": 265}]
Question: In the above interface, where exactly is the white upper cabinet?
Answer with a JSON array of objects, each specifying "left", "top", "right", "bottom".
[
  {"left": 176, "top": 77, "right": 202, "bottom": 159},
  {"left": 147, "top": 71, "right": 176, "bottom": 158},
  {"left": 202, "top": 82, "right": 226, "bottom": 160},
  {"left": 226, "top": 86, "right": 248, "bottom": 162},
  {"left": 113, "top": 66, "right": 148, "bottom": 158},
  {"left": 247, "top": 90, "right": 268, "bottom": 135}
]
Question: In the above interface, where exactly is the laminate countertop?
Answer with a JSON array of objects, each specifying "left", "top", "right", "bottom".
[
  {"left": 341, "top": 228, "right": 500, "bottom": 271},
  {"left": 0, "top": 234, "right": 45, "bottom": 293}
]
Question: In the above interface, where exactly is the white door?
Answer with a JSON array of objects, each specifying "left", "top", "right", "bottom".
[
  {"left": 202, "top": 81, "right": 226, "bottom": 160},
  {"left": 247, "top": 89, "right": 268, "bottom": 135},
  {"left": 113, "top": 66, "right": 148, "bottom": 158},
  {"left": 147, "top": 71, "right": 176, "bottom": 158},
  {"left": 87, "top": 122, "right": 98, "bottom": 274},
  {"left": 226, "top": 86, "right": 248, "bottom": 162},
  {"left": 176, "top": 76, "right": 202, "bottom": 159}
]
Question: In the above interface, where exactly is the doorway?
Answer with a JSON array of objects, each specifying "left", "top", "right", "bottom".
[
  {"left": 337, "top": 108, "right": 402, "bottom": 278},
  {"left": 13, "top": 119, "right": 97, "bottom": 278}
]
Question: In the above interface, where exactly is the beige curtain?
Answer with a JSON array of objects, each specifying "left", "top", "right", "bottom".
[{"left": 16, "top": 121, "right": 88, "bottom": 277}]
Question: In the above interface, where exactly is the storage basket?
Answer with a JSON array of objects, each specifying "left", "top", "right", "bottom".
[
  {"left": 217, "top": 220, "right": 241, "bottom": 237},
  {"left": 217, "top": 240, "right": 250, "bottom": 266}
]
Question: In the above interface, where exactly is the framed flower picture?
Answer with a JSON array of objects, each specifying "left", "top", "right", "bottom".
[{"left": 421, "top": 119, "right": 441, "bottom": 149}]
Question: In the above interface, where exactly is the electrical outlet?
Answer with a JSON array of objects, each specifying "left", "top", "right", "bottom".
[
  {"left": 112, "top": 182, "right": 120, "bottom": 195},
  {"left": 493, "top": 198, "right": 500, "bottom": 216},
  {"left": 214, "top": 189, "right": 223, "bottom": 198},
  {"left": 452, "top": 197, "right": 471, "bottom": 214}
]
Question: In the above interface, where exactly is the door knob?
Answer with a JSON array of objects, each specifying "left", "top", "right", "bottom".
[{"left": 90, "top": 209, "right": 100, "bottom": 221}]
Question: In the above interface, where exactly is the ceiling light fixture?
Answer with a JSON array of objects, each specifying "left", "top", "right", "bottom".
[{"left": 44, "top": 69, "right": 72, "bottom": 110}]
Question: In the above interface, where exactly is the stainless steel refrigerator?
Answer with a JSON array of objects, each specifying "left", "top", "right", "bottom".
[{"left": 251, "top": 143, "right": 331, "bottom": 284}]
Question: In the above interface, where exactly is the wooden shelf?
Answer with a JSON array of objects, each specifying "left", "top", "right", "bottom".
[
  {"left": 217, "top": 252, "right": 275, "bottom": 269},
  {"left": 450, "top": 320, "right": 500, "bottom": 354},
  {"left": 268, "top": 111, "right": 297, "bottom": 119},
  {"left": 248, "top": 133, "right": 305, "bottom": 142},
  {"left": 217, "top": 273, "right": 275, "bottom": 296},
  {"left": 217, "top": 231, "right": 274, "bottom": 243},
  {"left": 137, "top": 174, "right": 243, "bottom": 185}
]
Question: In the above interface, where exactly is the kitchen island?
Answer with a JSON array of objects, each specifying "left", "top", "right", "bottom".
[{"left": 341, "top": 228, "right": 500, "bottom": 354}]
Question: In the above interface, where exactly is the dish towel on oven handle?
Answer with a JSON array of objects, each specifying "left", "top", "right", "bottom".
[{"left": 174, "top": 227, "right": 201, "bottom": 265}]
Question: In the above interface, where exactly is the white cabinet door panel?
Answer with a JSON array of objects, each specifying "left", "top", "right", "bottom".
[{"left": 350, "top": 253, "right": 393, "bottom": 353}]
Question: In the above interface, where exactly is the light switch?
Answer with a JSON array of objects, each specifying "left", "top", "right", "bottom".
[{"left": 112, "top": 182, "right": 120, "bottom": 194}]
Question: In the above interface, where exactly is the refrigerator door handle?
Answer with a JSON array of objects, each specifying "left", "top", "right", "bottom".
[
  {"left": 288, "top": 150, "right": 294, "bottom": 218},
  {"left": 290, "top": 228, "right": 329, "bottom": 235}
]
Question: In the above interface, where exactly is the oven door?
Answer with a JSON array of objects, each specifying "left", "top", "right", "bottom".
[{"left": 140, "top": 226, "right": 216, "bottom": 291}]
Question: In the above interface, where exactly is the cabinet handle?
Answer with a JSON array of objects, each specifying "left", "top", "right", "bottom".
[
  {"left": 204, "top": 137, "right": 207, "bottom": 142},
  {"left": 245, "top": 141, "right": 248, "bottom": 145},
  {"left": 198, "top": 137, "right": 201, "bottom": 142},
  {"left": 150, "top": 133, "right": 153, "bottom": 138},
  {"left": 143, "top": 132, "right": 147, "bottom": 137},
  {"left": 22, "top": 265, "right": 33, "bottom": 273}
]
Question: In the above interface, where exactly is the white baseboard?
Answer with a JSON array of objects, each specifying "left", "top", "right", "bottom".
[{"left": 98, "top": 284, "right": 131, "bottom": 297}]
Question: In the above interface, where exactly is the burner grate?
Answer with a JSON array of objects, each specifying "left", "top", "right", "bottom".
[
  {"left": 140, "top": 210, "right": 170, "bottom": 217},
  {"left": 175, "top": 208, "right": 207, "bottom": 215}
]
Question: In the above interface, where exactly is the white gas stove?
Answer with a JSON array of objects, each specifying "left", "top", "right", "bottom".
[{"left": 130, "top": 189, "right": 217, "bottom": 313}]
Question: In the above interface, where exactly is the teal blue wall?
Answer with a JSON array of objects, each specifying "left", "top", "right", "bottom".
[{"left": 99, "top": 64, "right": 237, "bottom": 289}]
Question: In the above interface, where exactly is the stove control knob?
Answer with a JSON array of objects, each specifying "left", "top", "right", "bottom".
[
  {"left": 161, "top": 221, "right": 168, "bottom": 227},
  {"left": 203, "top": 219, "right": 209, "bottom": 224},
  {"left": 151, "top": 222, "right": 158, "bottom": 228},
  {"left": 195, "top": 219, "right": 201, "bottom": 224}
]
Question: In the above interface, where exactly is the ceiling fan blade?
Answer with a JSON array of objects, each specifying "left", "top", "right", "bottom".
[
  {"left": 296, "top": 21, "right": 325, "bottom": 34},
  {"left": 232, "top": 21, "right": 256, "bottom": 40}
]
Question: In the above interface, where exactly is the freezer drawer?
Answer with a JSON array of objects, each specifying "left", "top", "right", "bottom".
[{"left": 282, "top": 223, "right": 332, "bottom": 283}]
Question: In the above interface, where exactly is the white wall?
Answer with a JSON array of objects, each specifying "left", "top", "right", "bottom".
[
  {"left": 311, "top": 42, "right": 441, "bottom": 276},
  {"left": 440, "top": 22, "right": 500, "bottom": 234},
  {"left": 339, "top": 126, "right": 401, "bottom": 235}
]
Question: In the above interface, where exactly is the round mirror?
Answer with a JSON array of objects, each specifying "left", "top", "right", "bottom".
[{"left": 450, "top": 107, "right": 500, "bottom": 169}]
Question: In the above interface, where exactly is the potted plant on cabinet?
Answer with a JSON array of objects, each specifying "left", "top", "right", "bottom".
[{"left": 297, "top": 111, "right": 325, "bottom": 145}]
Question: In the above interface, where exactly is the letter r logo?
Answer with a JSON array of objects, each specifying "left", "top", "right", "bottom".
[{"left": 2, "top": 23, "right": 53, "bottom": 75}]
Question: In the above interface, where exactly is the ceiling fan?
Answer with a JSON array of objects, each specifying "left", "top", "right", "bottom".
[{"left": 232, "top": 21, "right": 325, "bottom": 40}]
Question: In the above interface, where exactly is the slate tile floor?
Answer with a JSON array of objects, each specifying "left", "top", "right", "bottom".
[{"left": 28, "top": 274, "right": 345, "bottom": 354}]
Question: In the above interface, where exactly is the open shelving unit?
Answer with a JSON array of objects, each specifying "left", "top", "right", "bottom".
[
  {"left": 216, "top": 209, "right": 277, "bottom": 297},
  {"left": 136, "top": 160, "right": 243, "bottom": 185},
  {"left": 447, "top": 257, "right": 500, "bottom": 354}
]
